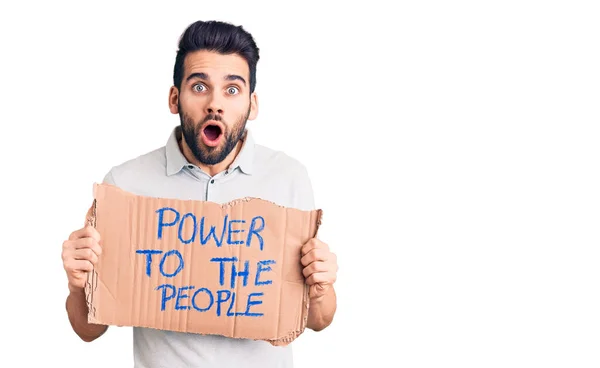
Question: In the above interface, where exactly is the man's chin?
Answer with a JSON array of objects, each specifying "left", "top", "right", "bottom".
[
  {"left": 197, "top": 140, "right": 224, "bottom": 153},
  {"left": 194, "top": 146, "right": 226, "bottom": 165},
  {"left": 200, "top": 156, "right": 226, "bottom": 166}
]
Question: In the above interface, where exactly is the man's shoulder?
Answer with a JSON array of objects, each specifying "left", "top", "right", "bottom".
[
  {"left": 253, "top": 143, "right": 316, "bottom": 210},
  {"left": 253, "top": 142, "right": 310, "bottom": 177},
  {"left": 102, "top": 145, "right": 167, "bottom": 186}
]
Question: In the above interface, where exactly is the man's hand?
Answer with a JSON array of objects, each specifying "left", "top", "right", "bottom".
[
  {"left": 62, "top": 225, "right": 102, "bottom": 292},
  {"left": 301, "top": 238, "right": 338, "bottom": 301},
  {"left": 63, "top": 209, "right": 108, "bottom": 342}
]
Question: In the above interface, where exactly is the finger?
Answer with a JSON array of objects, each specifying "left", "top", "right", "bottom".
[
  {"left": 310, "top": 283, "right": 327, "bottom": 299},
  {"left": 69, "top": 225, "right": 101, "bottom": 242},
  {"left": 62, "top": 239, "right": 102, "bottom": 262},
  {"left": 73, "top": 248, "right": 99, "bottom": 265},
  {"left": 63, "top": 238, "right": 102, "bottom": 256},
  {"left": 301, "top": 238, "right": 328, "bottom": 256},
  {"left": 301, "top": 248, "right": 328, "bottom": 266},
  {"left": 71, "top": 272, "right": 89, "bottom": 283},
  {"left": 302, "top": 260, "right": 329, "bottom": 278},
  {"left": 66, "top": 259, "right": 94, "bottom": 273},
  {"left": 70, "top": 277, "right": 87, "bottom": 289},
  {"left": 305, "top": 271, "right": 334, "bottom": 286},
  {"left": 71, "top": 237, "right": 102, "bottom": 256}
]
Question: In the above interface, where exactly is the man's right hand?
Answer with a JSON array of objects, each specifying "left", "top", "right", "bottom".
[{"left": 62, "top": 225, "right": 102, "bottom": 292}]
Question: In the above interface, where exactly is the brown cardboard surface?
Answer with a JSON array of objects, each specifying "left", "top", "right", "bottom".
[{"left": 84, "top": 183, "right": 322, "bottom": 346}]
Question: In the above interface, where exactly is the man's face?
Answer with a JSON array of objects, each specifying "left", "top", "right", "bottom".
[{"left": 172, "top": 50, "right": 257, "bottom": 165}]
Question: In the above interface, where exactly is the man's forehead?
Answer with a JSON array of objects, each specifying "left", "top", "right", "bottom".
[{"left": 183, "top": 50, "right": 249, "bottom": 79}]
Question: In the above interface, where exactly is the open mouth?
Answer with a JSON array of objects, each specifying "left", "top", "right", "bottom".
[
  {"left": 200, "top": 122, "right": 224, "bottom": 147},
  {"left": 204, "top": 124, "right": 222, "bottom": 141}
]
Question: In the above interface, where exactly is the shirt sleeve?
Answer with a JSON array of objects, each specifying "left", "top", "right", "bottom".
[
  {"left": 293, "top": 164, "right": 316, "bottom": 211},
  {"left": 102, "top": 169, "right": 116, "bottom": 185}
]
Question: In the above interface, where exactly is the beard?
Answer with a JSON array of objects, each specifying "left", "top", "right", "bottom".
[{"left": 179, "top": 104, "right": 250, "bottom": 165}]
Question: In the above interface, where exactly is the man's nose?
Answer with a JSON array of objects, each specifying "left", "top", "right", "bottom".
[{"left": 206, "top": 93, "right": 224, "bottom": 115}]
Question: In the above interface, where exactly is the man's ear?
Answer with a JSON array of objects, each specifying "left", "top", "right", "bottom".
[
  {"left": 168, "top": 86, "right": 179, "bottom": 114},
  {"left": 248, "top": 92, "right": 259, "bottom": 120}
]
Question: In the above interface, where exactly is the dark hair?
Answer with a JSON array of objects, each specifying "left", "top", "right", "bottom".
[{"left": 173, "top": 20, "right": 260, "bottom": 93}]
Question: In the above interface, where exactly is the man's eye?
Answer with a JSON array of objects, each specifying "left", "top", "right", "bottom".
[
  {"left": 193, "top": 84, "right": 206, "bottom": 92},
  {"left": 227, "top": 87, "right": 239, "bottom": 95}
]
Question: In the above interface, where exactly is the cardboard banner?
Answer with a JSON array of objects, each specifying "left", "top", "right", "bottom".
[{"left": 85, "top": 183, "right": 322, "bottom": 346}]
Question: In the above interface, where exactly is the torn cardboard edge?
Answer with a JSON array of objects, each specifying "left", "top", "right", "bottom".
[{"left": 84, "top": 183, "right": 322, "bottom": 346}]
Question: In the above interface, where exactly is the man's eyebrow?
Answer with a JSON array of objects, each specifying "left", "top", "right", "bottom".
[
  {"left": 186, "top": 72, "right": 209, "bottom": 82},
  {"left": 225, "top": 74, "right": 246, "bottom": 85},
  {"left": 185, "top": 73, "right": 246, "bottom": 86}
]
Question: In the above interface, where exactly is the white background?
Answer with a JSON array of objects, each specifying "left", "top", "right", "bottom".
[{"left": 0, "top": 1, "right": 599, "bottom": 367}]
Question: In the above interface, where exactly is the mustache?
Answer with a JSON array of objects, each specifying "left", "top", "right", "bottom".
[{"left": 202, "top": 114, "right": 223, "bottom": 124}]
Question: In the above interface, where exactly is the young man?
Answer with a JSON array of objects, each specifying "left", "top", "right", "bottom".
[{"left": 61, "top": 20, "right": 338, "bottom": 367}]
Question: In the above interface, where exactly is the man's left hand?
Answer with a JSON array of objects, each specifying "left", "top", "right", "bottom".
[{"left": 301, "top": 238, "right": 338, "bottom": 301}]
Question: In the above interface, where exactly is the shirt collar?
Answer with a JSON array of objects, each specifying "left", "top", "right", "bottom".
[{"left": 166, "top": 125, "right": 255, "bottom": 176}]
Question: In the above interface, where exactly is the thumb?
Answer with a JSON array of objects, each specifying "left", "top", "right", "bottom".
[{"left": 309, "top": 283, "right": 327, "bottom": 299}]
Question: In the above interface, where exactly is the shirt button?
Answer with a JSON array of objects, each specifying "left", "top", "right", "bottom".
[{"left": 211, "top": 179, "right": 215, "bottom": 184}]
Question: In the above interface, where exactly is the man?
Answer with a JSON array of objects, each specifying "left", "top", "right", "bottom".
[{"left": 61, "top": 20, "right": 338, "bottom": 367}]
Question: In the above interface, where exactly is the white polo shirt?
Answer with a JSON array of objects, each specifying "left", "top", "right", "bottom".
[{"left": 102, "top": 126, "right": 315, "bottom": 368}]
